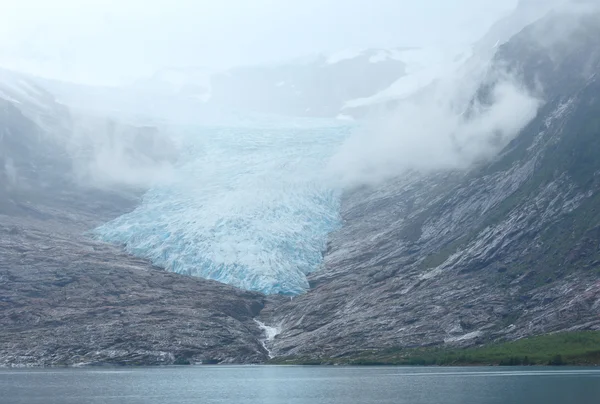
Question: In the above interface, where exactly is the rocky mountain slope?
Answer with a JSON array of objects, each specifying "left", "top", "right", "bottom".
[
  {"left": 260, "top": 9, "right": 600, "bottom": 359},
  {"left": 3, "top": 3, "right": 600, "bottom": 367},
  {"left": 341, "top": 0, "right": 567, "bottom": 119},
  {"left": 0, "top": 72, "right": 269, "bottom": 366}
]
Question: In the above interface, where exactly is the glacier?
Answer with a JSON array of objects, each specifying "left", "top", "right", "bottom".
[{"left": 94, "top": 120, "right": 352, "bottom": 295}]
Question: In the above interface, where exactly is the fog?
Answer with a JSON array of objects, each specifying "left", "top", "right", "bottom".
[
  {"left": 67, "top": 117, "right": 178, "bottom": 189},
  {"left": 2, "top": 0, "right": 594, "bottom": 193},
  {"left": 328, "top": 73, "right": 541, "bottom": 186},
  {"left": 327, "top": 0, "right": 600, "bottom": 187},
  {"left": 0, "top": 0, "right": 516, "bottom": 85}
]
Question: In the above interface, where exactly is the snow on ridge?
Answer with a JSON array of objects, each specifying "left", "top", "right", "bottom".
[
  {"left": 326, "top": 49, "right": 364, "bottom": 65},
  {"left": 368, "top": 49, "right": 407, "bottom": 63},
  {"left": 0, "top": 68, "right": 53, "bottom": 110},
  {"left": 326, "top": 48, "right": 410, "bottom": 65},
  {"left": 369, "top": 50, "right": 390, "bottom": 63},
  {"left": 0, "top": 90, "right": 21, "bottom": 105},
  {"left": 343, "top": 47, "right": 471, "bottom": 109}
]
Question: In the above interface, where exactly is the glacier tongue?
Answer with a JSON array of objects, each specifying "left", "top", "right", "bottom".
[{"left": 94, "top": 121, "right": 350, "bottom": 295}]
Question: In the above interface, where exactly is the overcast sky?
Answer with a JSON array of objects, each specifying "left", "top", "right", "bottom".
[{"left": 0, "top": 0, "right": 518, "bottom": 85}]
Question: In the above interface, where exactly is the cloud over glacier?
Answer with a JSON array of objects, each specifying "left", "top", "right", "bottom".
[{"left": 94, "top": 121, "right": 351, "bottom": 295}]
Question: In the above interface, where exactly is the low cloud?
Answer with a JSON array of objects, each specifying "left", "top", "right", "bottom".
[
  {"left": 67, "top": 117, "right": 178, "bottom": 190},
  {"left": 327, "top": 0, "right": 600, "bottom": 189},
  {"left": 3, "top": 158, "right": 18, "bottom": 186},
  {"left": 327, "top": 66, "right": 541, "bottom": 187}
]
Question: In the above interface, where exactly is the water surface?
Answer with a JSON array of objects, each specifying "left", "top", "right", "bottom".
[{"left": 2, "top": 366, "right": 600, "bottom": 404}]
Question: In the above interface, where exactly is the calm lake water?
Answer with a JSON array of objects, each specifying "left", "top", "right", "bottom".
[{"left": 1, "top": 366, "right": 600, "bottom": 404}]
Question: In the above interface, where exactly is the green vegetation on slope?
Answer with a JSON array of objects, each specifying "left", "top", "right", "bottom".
[{"left": 269, "top": 332, "right": 600, "bottom": 366}]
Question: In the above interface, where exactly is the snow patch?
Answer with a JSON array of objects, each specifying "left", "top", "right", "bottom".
[
  {"left": 326, "top": 49, "right": 363, "bottom": 65},
  {"left": 0, "top": 90, "right": 21, "bottom": 105},
  {"left": 444, "top": 331, "right": 483, "bottom": 343},
  {"left": 0, "top": 69, "right": 52, "bottom": 110},
  {"left": 369, "top": 50, "right": 389, "bottom": 63},
  {"left": 344, "top": 47, "right": 470, "bottom": 109}
]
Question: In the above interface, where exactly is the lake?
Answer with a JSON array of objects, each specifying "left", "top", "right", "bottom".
[{"left": 1, "top": 366, "right": 600, "bottom": 404}]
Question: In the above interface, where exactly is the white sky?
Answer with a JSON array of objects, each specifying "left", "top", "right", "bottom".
[{"left": 0, "top": 0, "right": 518, "bottom": 85}]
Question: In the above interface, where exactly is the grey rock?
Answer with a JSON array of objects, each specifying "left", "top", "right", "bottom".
[
  {"left": 261, "top": 10, "right": 600, "bottom": 359},
  {"left": 0, "top": 75, "right": 268, "bottom": 367},
  {"left": 4, "top": 9, "right": 600, "bottom": 367},
  {"left": 0, "top": 220, "right": 267, "bottom": 366}
]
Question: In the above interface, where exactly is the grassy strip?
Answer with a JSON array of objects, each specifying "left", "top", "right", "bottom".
[{"left": 268, "top": 331, "right": 600, "bottom": 366}]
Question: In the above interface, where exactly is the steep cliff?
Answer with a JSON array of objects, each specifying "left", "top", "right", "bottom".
[
  {"left": 262, "top": 9, "right": 600, "bottom": 359},
  {"left": 3, "top": 5, "right": 600, "bottom": 367},
  {"left": 0, "top": 72, "right": 269, "bottom": 366}
]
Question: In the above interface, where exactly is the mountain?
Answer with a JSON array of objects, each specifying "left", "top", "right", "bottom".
[
  {"left": 0, "top": 68, "right": 74, "bottom": 215},
  {"left": 259, "top": 8, "right": 600, "bottom": 359},
  {"left": 204, "top": 48, "right": 410, "bottom": 118},
  {"left": 340, "top": 0, "right": 567, "bottom": 118},
  {"left": 2, "top": 3, "right": 600, "bottom": 367},
  {"left": 0, "top": 70, "right": 269, "bottom": 366},
  {"left": 472, "top": 0, "right": 564, "bottom": 57},
  {"left": 48, "top": 47, "right": 454, "bottom": 120},
  {"left": 131, "top": 67, "right": 213, "bottom": 102}
]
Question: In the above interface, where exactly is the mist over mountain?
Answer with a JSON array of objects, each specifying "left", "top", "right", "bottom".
[
  {"left": 262, "top": 4, "right": 600, "bottom": 358},
  {"left": 1, "top": 0, "right": 600, "bottom": 367},
  {"left": 205, "top": 48, "right": 408, "bottom": 117}
]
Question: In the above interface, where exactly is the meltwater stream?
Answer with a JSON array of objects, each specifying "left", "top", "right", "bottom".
[{"left": 94, "top": 119, "right": 352, "bottom": 295}]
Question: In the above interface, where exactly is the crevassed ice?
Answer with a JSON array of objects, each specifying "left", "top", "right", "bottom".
[{"left": 94, "top": 121, "right": 351, "bottom": 295}]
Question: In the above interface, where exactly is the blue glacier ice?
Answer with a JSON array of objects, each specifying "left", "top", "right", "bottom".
[{"left": 94, "top": 119, "right": 352, "bottom": 295}]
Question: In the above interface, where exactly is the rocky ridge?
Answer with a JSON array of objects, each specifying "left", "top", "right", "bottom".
[
  {"left": 2, "top": 5, "right": 600, "bottom": 367},
  {"left": 260, "top": 9, "right": 600, "bottom": 359},
  {"left": 0, "top": 72, "right": 269, "bottom": 366}
]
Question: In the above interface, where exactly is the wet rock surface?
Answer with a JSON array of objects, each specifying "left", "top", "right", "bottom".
[
  {"left": 0, "top": 218, "right": 268, "bottom": 366},
  {"left": 0, "top": 79, "right": 268, "bottom": 366},
  {"left": 3, "top": 8, "right": 600, "bottom": 366},
  {"left": 261, "top": 11, "right": 600, "bottom": 359}
]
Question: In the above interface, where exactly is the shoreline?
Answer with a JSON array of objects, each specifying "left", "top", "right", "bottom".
[{"left": 2, "top": 331, "right": 599, "bottom": 368}]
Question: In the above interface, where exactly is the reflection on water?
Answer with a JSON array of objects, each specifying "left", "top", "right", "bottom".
[{"left": 1, "top": 366, "right": 600, "bottom": 404}]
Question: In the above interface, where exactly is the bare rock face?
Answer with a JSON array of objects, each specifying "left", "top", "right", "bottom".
[
  {"left": 0, "top": 75, "right": 268, "bottom": 366},
  {"left": 3, "top": 9, "right": 600, "bottom": 367},
  {"left": 261, "top": 10, "right": 600, "bottom": 359},
  {"left": 0, "top": 222, "right": 267, "bottom": 366}
]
